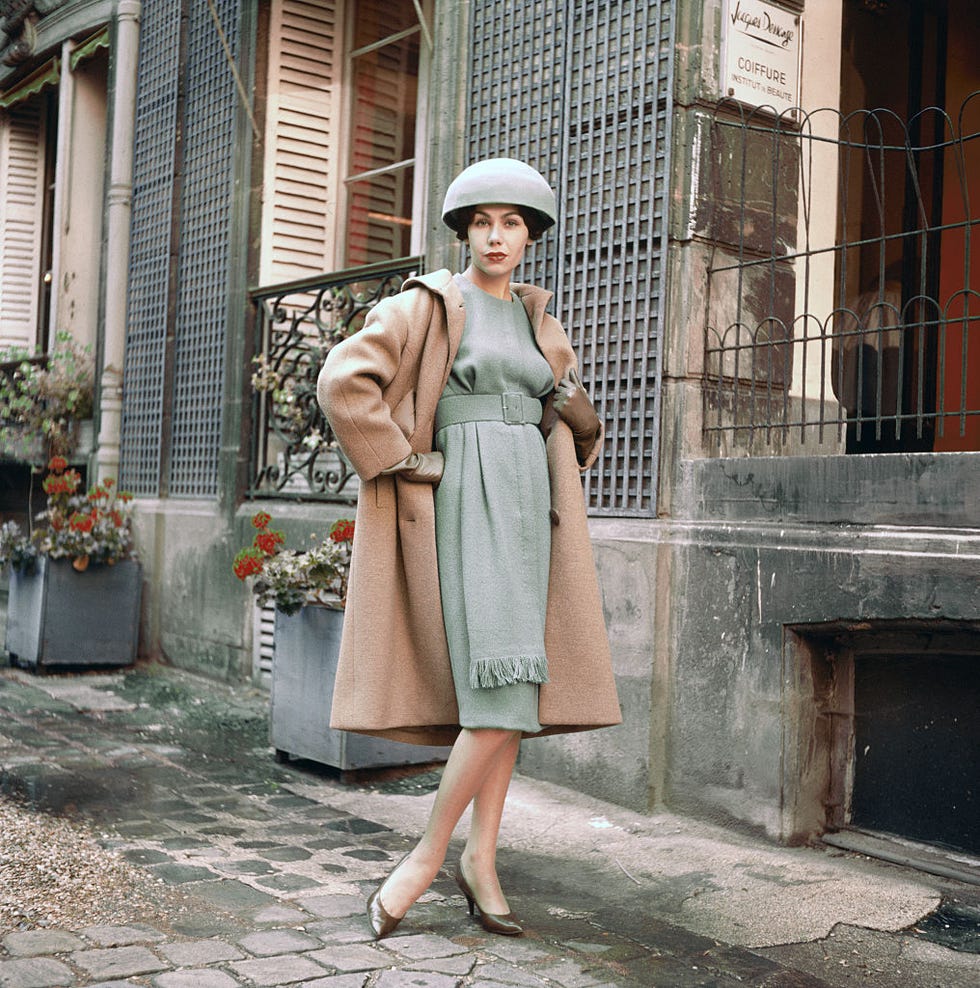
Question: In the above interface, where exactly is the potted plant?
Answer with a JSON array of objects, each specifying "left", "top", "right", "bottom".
[
  {"left": 234, "top": 512, "right": 448, "bottom": 774},
  {"left": 0, "top": 331, "right": 95, "bottom": 465},
  {"left": 1, "top": 457, "right": 142, "bottom": 670},
  {"left": 234, "top": 510, "right": 354, "bottom": 614}
]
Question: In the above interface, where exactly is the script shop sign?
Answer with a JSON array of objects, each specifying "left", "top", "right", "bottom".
[{"left": 722, "top": 0, "right": 801, "bottom": 118}]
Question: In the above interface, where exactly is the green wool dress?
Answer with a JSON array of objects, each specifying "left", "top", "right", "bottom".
[{"left": 433, "top": 274, "right": 556, "bottom": 732}]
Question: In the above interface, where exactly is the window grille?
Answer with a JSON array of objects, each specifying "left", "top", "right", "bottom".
[
  {"left": 120, "top": 0, "right": 181, "bottom": 495},
  {"left": 168, "top": 0, "right": 242, "bottom": 497},
  {"left": 466, "top": 1, "right": 564, "bottom": 292},
  {"left": 466, "top": 0, "right": 674, "bottom": 516},
  {"left": 703, "top": 95, "right": 980, "bottom": 455}
]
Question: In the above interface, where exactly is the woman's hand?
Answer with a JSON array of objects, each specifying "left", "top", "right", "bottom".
[
  {"left": 554, "top": 368, "right": 601, "bottom": 459},
  {"left": 380, "top": 451, "right": 445, "bottom": 484}
]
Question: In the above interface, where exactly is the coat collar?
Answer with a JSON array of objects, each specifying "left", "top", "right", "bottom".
[
  {"left": 402, "top": 269, "right": 554, "bottom": 334},
  {"left": 512, "top": 282, "right": 554, "bottom": 334}
]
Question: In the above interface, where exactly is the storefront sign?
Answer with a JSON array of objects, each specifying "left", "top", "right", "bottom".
[{"left": 722, "top": 0, "right": 801, "bottom": 118}]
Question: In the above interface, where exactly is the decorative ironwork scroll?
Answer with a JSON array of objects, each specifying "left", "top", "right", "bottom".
[{"left": 248, "top": 256, "right": 422, "bottom": 501}]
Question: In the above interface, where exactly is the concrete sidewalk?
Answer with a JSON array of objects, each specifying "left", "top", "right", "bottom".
[{"left": 0, "top": 663, "right": 977, "bottom": 988}]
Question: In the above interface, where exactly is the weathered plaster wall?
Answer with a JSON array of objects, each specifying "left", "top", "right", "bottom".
[
  {"left": 132, "top": 500, "right": 352, "bottom": 682},
  {"left": 660, "top": 453, "right": 980, "bottom": 841},
  {"left": 519, "top": 527, "right": 665, "bottom": 813}
]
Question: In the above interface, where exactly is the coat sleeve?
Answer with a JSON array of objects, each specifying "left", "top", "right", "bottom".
[
  {"left": 317, "top": 296, "right": 415, "bottom": 481},
  {"left": 537, "top": 317, "right": 603, "bottom": 472}
]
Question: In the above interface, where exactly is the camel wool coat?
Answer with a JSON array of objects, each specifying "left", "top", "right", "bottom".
[{"left": 317, "top": 269, "right": 621, "bottom": 746}]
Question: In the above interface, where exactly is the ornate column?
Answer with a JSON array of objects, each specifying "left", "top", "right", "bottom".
[{"left": 95, "top": 0, "right": 140, "bottom": 481}]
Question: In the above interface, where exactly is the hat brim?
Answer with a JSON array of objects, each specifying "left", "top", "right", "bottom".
[{"left": 442, "top": 205, "right": 556, "bottom": 235}]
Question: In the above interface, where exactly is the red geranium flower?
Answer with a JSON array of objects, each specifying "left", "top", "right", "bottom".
[
  {"left": 252, "top": 511, "right": 272, "bottom": 530},
  {"left": 48, "top": 456, "right": 69, "bottom": 474},
  {"left": 69, "top": 512, "right": 95, "bottom": 533},
  {"left": 253, "top": 530, "right": 285, "bottom": 555},
  {"left": 329, "top": 519, "right": 355, "bottom": 543},
  {"left": 233, "top": 547, "right": 265, "bottom": 580}
]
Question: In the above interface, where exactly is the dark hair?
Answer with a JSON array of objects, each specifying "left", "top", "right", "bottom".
[{"left": 447, "top": 205, "right": 549, "bottom": 242}]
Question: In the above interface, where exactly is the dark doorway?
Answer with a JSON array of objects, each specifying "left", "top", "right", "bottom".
[{"left": 852, "top": 652, "right": 980, "bottom": 854}]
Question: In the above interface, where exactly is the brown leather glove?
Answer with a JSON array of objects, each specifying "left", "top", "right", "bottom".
[
  {"left": 554, "top": 368, "right": 601, "bottom": 462},
  {"left": 380, "top": 450, "right": 445, "bottom": 484}
]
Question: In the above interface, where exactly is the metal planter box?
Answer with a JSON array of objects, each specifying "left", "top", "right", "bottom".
[
  {"left": 271, "top": 605, "right": 450, "bottom": 773},
  {"left": 5, "top": 558, "right": 142, "bottom": 670}
]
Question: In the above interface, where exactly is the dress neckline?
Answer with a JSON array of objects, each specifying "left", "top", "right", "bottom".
[{"left": 454, "top": 272, "right": 516, "bottom": 305}]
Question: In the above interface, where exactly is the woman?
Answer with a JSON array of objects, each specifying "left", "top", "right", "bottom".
[{"left": 318, "top": 158, "right": 621, "bottom": 939}]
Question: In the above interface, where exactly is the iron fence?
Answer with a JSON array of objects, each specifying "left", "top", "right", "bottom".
[
  {"left": 703, "top": 92, "right": 980, "bottom": 454},
  {"left": 247, "top": 256, "right": 422, "bottom": 501}
]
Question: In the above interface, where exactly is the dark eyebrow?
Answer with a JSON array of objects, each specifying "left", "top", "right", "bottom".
[{"left": 473, "top": 209, "right": 521, "bottom": 219}]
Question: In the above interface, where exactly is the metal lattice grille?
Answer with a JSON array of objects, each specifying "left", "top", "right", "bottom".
[
  {"left": 466, "top": 1, "right": 673, "bottom": 516},
  {"left": 120, "top": 0, "right": 181, "bottom": 495},
  {"left": 561, "top": 2, "right": 672, "bottom": 515},
  {"left": 168, "top": 0, "right": 241, "bottom": 497},
  {"left": 466, "top": 1, "right": 565, "bottom": 291}
]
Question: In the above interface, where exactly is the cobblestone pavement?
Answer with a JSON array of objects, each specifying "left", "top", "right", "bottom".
[{"left": 0, "top": 664, "right": 974, "bottom": 988}]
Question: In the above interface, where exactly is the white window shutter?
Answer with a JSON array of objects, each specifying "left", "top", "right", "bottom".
[
  {"left": 260, "top": 0, "right": 341, "bottom": 284},
  {"left": 0, "top": 102, "right": 45, "bottom": 348}
]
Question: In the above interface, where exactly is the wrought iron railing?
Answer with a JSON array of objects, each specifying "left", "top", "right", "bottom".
[
  {"left": 247, "top": 257, "right": 423, "bottom": 501},
  {"left": 702, "top": 93, "right": 980, "bottom": 455}
]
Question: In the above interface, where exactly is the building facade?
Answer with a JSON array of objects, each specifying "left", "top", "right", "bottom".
[{"left": 1, "top": 0, "right": 976, "bottom": 857}]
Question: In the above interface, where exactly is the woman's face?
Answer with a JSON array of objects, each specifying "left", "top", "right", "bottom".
[{"left": 465, "top": 205, "right": 531, "bottom": 285}]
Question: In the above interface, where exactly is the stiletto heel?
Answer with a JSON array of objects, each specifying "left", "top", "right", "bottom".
[
  {"left": 366, "top": 852, "right": 411, "bottom": 940},
  {"left": 458, "top": 880, "right": 476, "bottom": 915},
  {"left": 454, "top": 863, "right": 523, "bottom": 936}
]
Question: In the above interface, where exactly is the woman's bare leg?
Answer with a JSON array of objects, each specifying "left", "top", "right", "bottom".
[
  {"left": 376, "top": 727, "right": 520, "bottom": 918},
  {"left": 459, "top": 731, "right": 520, "bottom": 914}
]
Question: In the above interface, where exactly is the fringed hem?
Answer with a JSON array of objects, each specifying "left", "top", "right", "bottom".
[{"left": 469, "top": 654, "right": 549, "bottom": 690}]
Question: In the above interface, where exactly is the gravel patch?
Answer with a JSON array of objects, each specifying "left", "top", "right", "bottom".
[{"left": 0, "top": 794, "right": 181, "bottom": 933}]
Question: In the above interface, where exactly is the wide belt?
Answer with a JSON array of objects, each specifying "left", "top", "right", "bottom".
[{"left": 435, "top": 392, "right": 543, "bottom": 431}]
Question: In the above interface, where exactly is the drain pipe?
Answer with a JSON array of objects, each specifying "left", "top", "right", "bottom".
[{"left": 94, "top": 0, "right": 140, "bottom": 482}]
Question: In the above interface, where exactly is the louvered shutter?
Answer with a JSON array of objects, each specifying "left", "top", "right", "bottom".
[
  {"left": 261, "top": 0, "right": 341, "bottom": 283},
  {"left": 0, "top": 101, "right": 45, "bottom": 348}
]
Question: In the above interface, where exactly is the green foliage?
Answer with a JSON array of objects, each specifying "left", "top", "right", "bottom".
[{"left": 0, "top": 331, "right": 95, "bottom": 464}]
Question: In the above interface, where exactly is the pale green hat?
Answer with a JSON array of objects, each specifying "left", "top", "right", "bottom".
[{"left": 442, "top": 158, "right": 557, "bottom": 233}]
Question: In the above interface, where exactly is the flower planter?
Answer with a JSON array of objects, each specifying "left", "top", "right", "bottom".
[
  {"left": 5, "top": 558, "right": 142, "bottom": 670},
  {"left": 271, "top": 605, "right": 450, "bottom": 773}
]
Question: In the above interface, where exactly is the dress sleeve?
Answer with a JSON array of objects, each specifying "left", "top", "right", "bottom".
[{"left": 317, "top": 297, "right": 415, "bottom": 481}]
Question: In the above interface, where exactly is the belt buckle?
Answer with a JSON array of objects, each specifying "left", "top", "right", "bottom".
[{"left": 501, "top": 393, "right": 524, "bottom": 425}]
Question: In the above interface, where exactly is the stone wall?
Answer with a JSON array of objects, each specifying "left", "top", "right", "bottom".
[{"left": 659, "top": 452, "right": 980, "bottom": 841}]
